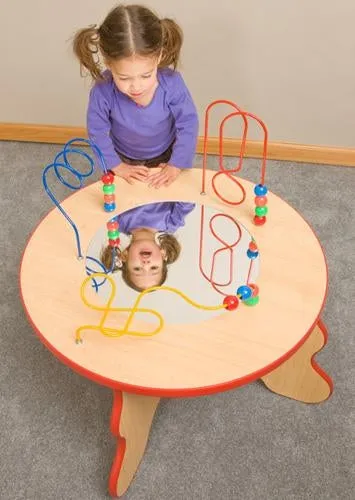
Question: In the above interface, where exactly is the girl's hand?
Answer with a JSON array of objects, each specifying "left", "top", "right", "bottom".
[
  {"left": 147, "top": 164, "right": 181, "bottom": 189},
  {"left": 112, "top": 163, "right": 149, "bottom": 184}
]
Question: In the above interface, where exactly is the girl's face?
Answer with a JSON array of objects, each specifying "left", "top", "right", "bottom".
[
  {"left": 123, "top": 239, "right": 166, "bottom": 290},
  {"left": 108, "top": 55, "right": 159, "bottom": 104}
]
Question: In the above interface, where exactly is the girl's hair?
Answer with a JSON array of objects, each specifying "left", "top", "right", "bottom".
[
  {"left": 100, "top": 233, "right": 181, "bottom": 292},
  {"left": 73, "top": 4, "right": 183, "bottom": 81}
]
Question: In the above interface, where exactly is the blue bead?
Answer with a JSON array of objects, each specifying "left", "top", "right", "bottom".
[
  {"left": 254, "top": 184, "right": 268, "bottom": 196},
  {"left": 104, "top": 202, "right": 116, "bottom": 212},
  {"left": 236, "top": 285, "right": 252, "bottom": 300},
  {"left": 247, "top": 249, "right": 259, "bottom": 259}
]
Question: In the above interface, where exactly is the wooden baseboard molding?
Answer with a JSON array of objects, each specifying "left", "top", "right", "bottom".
[{"left": 0, "top": 122, "right": 354, "bottom": 167}]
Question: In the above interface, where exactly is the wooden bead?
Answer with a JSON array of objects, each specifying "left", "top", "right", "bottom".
[{"left": 223, "top": 296, "right": 239, "bottom": 311}]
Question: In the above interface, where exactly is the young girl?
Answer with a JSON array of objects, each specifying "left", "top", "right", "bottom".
[
  {"left": 101, "top": 201, "right": 196, "bottom": 291},
  {"left": 73, "top": 4, "right": 199, "bottom": 189}
]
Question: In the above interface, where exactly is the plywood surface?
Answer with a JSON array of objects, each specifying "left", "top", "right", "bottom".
[{"left": 20, "top": 169, "right": 327, "bottom": 393}]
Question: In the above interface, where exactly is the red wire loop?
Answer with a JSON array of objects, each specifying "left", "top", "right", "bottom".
[
  {"left": 201, "top": 100, "right": 268, "bottom": 202},
  {"left": 199, "top": 205, "right": 247, "bottom": 296},
  {"left": 199, "top": 206, "right": 256, "bottom": 296},
  {"left": 199, "top": 100, "right": 265, "bottom": 293}
]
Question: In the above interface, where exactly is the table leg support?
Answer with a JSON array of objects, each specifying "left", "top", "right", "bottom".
[
  {"left": 108, "top": 390, "right": 160, "bottom": 497},
  {"left": 261, "top": 320, "right": 333, "bottom": 403}
]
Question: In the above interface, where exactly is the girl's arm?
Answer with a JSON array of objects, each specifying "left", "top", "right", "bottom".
[
  {"left": 87, "top": 86, "right": 122, "bottom": 171},
  {"left": 147, "top": 72, "right": 198, "bottom": 188},
  {"left": 87, "top": 86, "right": 149, "bottom": 183},
  {"left": 167, "top": 73, "right": 199, "bottom": 169}
]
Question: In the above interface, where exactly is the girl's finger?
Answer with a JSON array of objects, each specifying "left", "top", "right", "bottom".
[
  {"left": 148, "top": 174, "right": 164, "bottom": 186},
  {"left": 146, "top": 172, "right": 159, "bottom": 182},
  {"left": 133, "top": 173, "right": 148, "bottom": 179},
  {"left": 149, "top": 177, "right": 163, "bottom": 188},
  {"left": 133, "top": 166, "right": 149, "bottom": 174},
  {"left": 152, "top": 174, "right": 169, "bottom": 188}
]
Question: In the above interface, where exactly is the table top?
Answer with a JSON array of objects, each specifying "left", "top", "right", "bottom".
[{"left": 20, "top": 169, "right": 327, "bottom": 397}]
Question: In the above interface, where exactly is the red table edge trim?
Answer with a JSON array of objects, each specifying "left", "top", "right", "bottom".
[
  {"left": 310, "top": 318, "right": 333, "bottom": 396},
  {"left": 18, "top": 185, "right": 332, "bottom": 399},
  {"left": 108, "top": 391, "right": 126, "bottom": 497}
]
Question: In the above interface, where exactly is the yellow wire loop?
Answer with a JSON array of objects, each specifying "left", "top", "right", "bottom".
[{"left": 76, "top": 272, "right": 226, "bottom": 343}]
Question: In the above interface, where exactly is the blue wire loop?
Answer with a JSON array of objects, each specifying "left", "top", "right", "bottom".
[
  {"left": 85, "top": 247, "right": 116, "bottom": 292},
  {"left": 42, "top": 138, "right": 109, "bottom": 259},
  {"left": 85, "top": 257, "right": 108, "bottom": 292}
]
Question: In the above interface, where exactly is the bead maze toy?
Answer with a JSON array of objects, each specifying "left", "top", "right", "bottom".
[
  {"left": 41, "top": 101, "right": 269, "bottom": 342},
  {"left": 21, "top": 98, "right": 332, "bottom": 499}
]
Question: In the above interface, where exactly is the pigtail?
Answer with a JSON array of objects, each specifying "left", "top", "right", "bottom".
[
  {"left": 160, "top": 18, "right": 183, "bottom": 69},
  {"left": 73, "top": 25, "right": 103, "bottom": 81},
  {"left": 100, "top": 245, "right": 121, "bottom": 272},
  {"left": 158, "top": 234, "right": 181, "bottom": 264}
]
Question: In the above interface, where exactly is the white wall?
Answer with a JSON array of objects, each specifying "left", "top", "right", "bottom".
[{"left": 1, "top": 0, "right": 355, "bottom": 146}]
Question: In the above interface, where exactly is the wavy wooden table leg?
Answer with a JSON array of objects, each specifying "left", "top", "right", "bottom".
[
  {"left": 108, "top": 390, "right": 160, "bottom": 497},
  {"left": 261, "top": 320, "right": 333, "bottom": 403}
]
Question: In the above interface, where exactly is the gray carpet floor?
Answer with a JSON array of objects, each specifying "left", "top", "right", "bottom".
[{"left": 0, "top": 141, "right": 354, "bottom": 500}]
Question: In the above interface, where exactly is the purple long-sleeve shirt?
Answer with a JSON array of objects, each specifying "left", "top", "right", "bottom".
[
  {"left": 116, "top": 202, "right": 196, "bottom": 234},
  {"left": 87, "top": 68, "right": 199, "bottom": 170}
]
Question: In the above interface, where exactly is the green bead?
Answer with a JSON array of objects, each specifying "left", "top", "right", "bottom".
[
  {"left": 255, "top": 206, "right": 268, "bottom": 217},
  {"left": 108, "top": 230, "right": 119, "bottom": 239},
  {"left": 103, "top": 184, "right": 115, "bottom": 194},
  {"left": 244, "top": 295, "right": 260, "bottom": 306}
]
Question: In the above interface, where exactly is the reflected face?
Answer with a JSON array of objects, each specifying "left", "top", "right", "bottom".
[
  {"left": 108, "top": 56, "right": 159, "bottom": 104},
  {"left": 124, "top": 239, "right": 166, "bottom": 289}
]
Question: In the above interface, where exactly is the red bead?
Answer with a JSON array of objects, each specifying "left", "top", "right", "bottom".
[
  {"left": 255, "top": 196, "right": 267, "bottom": 207},
  {"left": 107, "top": 221, "right": 119, "bottom": 231},
  {"left": 248, "top": 284, "right": 259, "bottom": 297},
  {"left": 101, "top": 173, "right": 114, "bottom": 185},
  {"left": 223, "top": 295, "right": 239, "bottom": 311},
  {"left": 254, "top": 215, "right": 266, "bottom": 226},
  {"left": 249, "top": 241, "right": 258, "bottom": 252},
  {"left": 109, "top": 238, "right": 120, "bottom": 247}
]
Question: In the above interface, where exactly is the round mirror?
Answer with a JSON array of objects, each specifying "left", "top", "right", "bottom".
[{"left": 85, "top": 201, "right": 260, "bottom": 324}]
